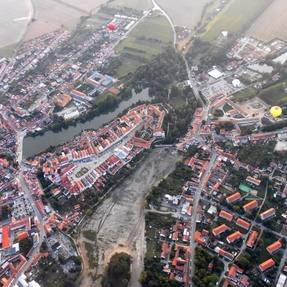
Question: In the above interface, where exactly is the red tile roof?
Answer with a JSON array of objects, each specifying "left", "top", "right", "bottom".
[
  {"left": 246, "top": 176, "right": 261, "bottom": 186},
  {"left": 259, "top": 259, "right": 275, "bottom": 272},
  {"left": 195, "top": 231, "right": 206, "bottom": 245},
  {"left": 226, "top": 192, "right": 241, "bottom": 204},
  {"left": 246, "top": 231, "right": 258, "bottom": 248},
  {"left": 219, "top": 210, "right": 234, "bottom": 222},
  {"left": 236, "top": 218, "right": 251, "bottom": 230},
  {"left": 212, "top": 224, "right": 229, "bottom": 236},
  {"left": 243, "top": 200, "right": 258, "bottom": 212},
  {"left": 2, "top": 226, "right": 10, "bottom": 249},
  {"left": 227, "top": 231, "right": 242, "bottom": 244},
  {"left": 266, "top": 240, "right": 282, "bottom": 255},
  {"left": 260, "top": 208, "right": 276, "bottom": 220}
]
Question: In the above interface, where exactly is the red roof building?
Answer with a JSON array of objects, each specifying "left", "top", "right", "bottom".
[
  {"left": 216, "top": 247, "right": 234, "bottom": 261},
  {"left": 243, "top": 200, "right": 258, "bottom": 213},
  {"left": 226, "top": 192, "right": 241, "bottom": 204},
  {"left": 227, "top": 231, "right": 242, "bottom": 244},
  {"left": 266, "top": 240, "right": 282, "bottom": 255},
  {"left": 195, "top": 231, "right": 206, "bottom": 245},
  {"left": 219, "top": 210, "right": 234, "bottom": 222},
  {"left": 212, "top": 224, "right": 229, "bottom": 237},
  {"left": 260, "top": 208, "right": 276, "bottom": 220},
  {"left": 246, "top": 231, "right": 258, "bottom": 248},
  {"left": 236, "top": 218, "right": 251, "bottom": 230},
  {"left": 2, "top": 226, "right": 10, "bottom": 249},
  {"left": 259, "top": 259, "right": 275, "bottom": 272},
  {"left": 246, "top": 176, "right": 261, "bottom": 186}
]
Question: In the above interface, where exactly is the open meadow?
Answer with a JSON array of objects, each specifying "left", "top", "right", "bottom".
[
  {"left": 246, "top": 0, "right": 287, "bottom": 42},
  {"left": 203, "top": 0, "right": 272, "bottom": 42},
  {"left": 114, "top": 14, "right": 173, "bottom": 78}
]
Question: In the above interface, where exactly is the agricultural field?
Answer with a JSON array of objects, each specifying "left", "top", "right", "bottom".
[
  {"left": 246, "top": 0, "right": 287, "bottom": 42},
  {"left": 110, "top": 0, "right": 152, "bottom": 11},
  {"left": 114, "top": 14, "right": 173, "bottom": 78},
  {"left": 203, "top": 0, "right": 272, "bottom": 42},
  {"left": 258, "top": 81, "right": 287, "bottom": 106},
  {"left": 61, "top": 0, "right": 151, "bottom": 12},
  {"left": 60, "top": 0, "right": 108, "bottom": 12},
  {"left": 156, "top": 0, "right": 210, "bottom": 28},
  {"left": 24, "top": 0, "right": 150, "bottom": 42},
  {"left": 0, "top": 0, "right": 32, "bottom": 49},
  {"left": 233, "top": 81, "right": 287, "bottom": 106},
  {"left": 24, "top": 0, "right": 85, "bottom": 41}
]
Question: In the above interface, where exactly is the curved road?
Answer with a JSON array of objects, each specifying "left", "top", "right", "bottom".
[{"left": 151, "top": 0, "right": 177, "bottom": 48}]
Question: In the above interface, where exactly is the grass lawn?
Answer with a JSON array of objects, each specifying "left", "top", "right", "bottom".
[
  {"left": 114, "top": 14, "right": 173, "bottom": 78},
  {"left": 203, "top": 0, "right": 272, "bottom": 42}
]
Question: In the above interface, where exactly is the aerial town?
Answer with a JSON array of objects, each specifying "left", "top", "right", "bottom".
[{"left": 0, "top": 0, "right": 287, "bottom": 287}]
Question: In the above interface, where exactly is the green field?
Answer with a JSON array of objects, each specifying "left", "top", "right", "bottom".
[
  {"left": 233, "top": 81, "right": 287, "bottom": 106},
  {"left": 232, "top": 87, "right": 257, "bottom": 102},
  {"left": 114, "top": 14, "right": 173, "bottom": 78},
  {"left": 203, "top": 0, "right": 272, "bottom": 42},
  {"left": 258, "top": 81, "right": 287, "bottom": 106}
]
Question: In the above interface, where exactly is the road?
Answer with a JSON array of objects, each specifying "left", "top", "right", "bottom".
[
  {"left": 188, "top": 151, "right": 218, "bottom": 285},
  {"left": 10, "top": 133, "right": 46, "bottom": 286},
  {"left": 151, "top": 0, "right": 176, "bottom": 48}
]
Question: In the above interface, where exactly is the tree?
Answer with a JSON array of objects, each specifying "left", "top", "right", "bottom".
[
  {"left": 236, "top": 254, "right": 252, "bottom": 269},
  {"left": 102, "top": 253, "right": 131, "bottom": 287}
]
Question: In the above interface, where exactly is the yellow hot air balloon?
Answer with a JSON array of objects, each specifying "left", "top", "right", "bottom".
[{"left": 270, "top": 106, "right": 282, "bottom": 118}]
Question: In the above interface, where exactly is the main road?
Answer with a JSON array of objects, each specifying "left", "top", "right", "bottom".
[
  {"left": 188, "top": 151, "right": 217, "bottom": 285},
  {"left": 10, "top": 171, "right": 46, "bottom": 286},
  {"left": 8, "top": 129, "right": 46, "bottom": 287}
]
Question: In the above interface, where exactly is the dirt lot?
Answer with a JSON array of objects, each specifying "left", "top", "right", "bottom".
[
  {"left": 79, "top": 148, "right": 180, "bottom": 287},
  {"left": 156, "top": 0, "right": 210, "bottom": 28},
  {"left": 247, "top": 0, "right": 287, "bottom": 42}
]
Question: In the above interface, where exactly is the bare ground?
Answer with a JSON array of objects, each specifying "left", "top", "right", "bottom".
[{"left": 78, "top": 147, "right": 180, "bottom": 287}]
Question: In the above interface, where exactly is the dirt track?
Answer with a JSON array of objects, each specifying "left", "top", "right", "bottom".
[{"left": 79, "top": 147, "right": 180, "bottom": 287}]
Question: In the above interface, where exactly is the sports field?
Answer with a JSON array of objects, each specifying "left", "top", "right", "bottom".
[
  {"left": 114, "top": 14, "right": 173, "bottom": 78},
  {"left": 203, "top": 0, "right": 272, "bottom": 42}
]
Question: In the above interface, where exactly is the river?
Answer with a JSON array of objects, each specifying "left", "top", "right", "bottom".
[{"left": 23, "top": 89, "right": 152, "bottom": 158}]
